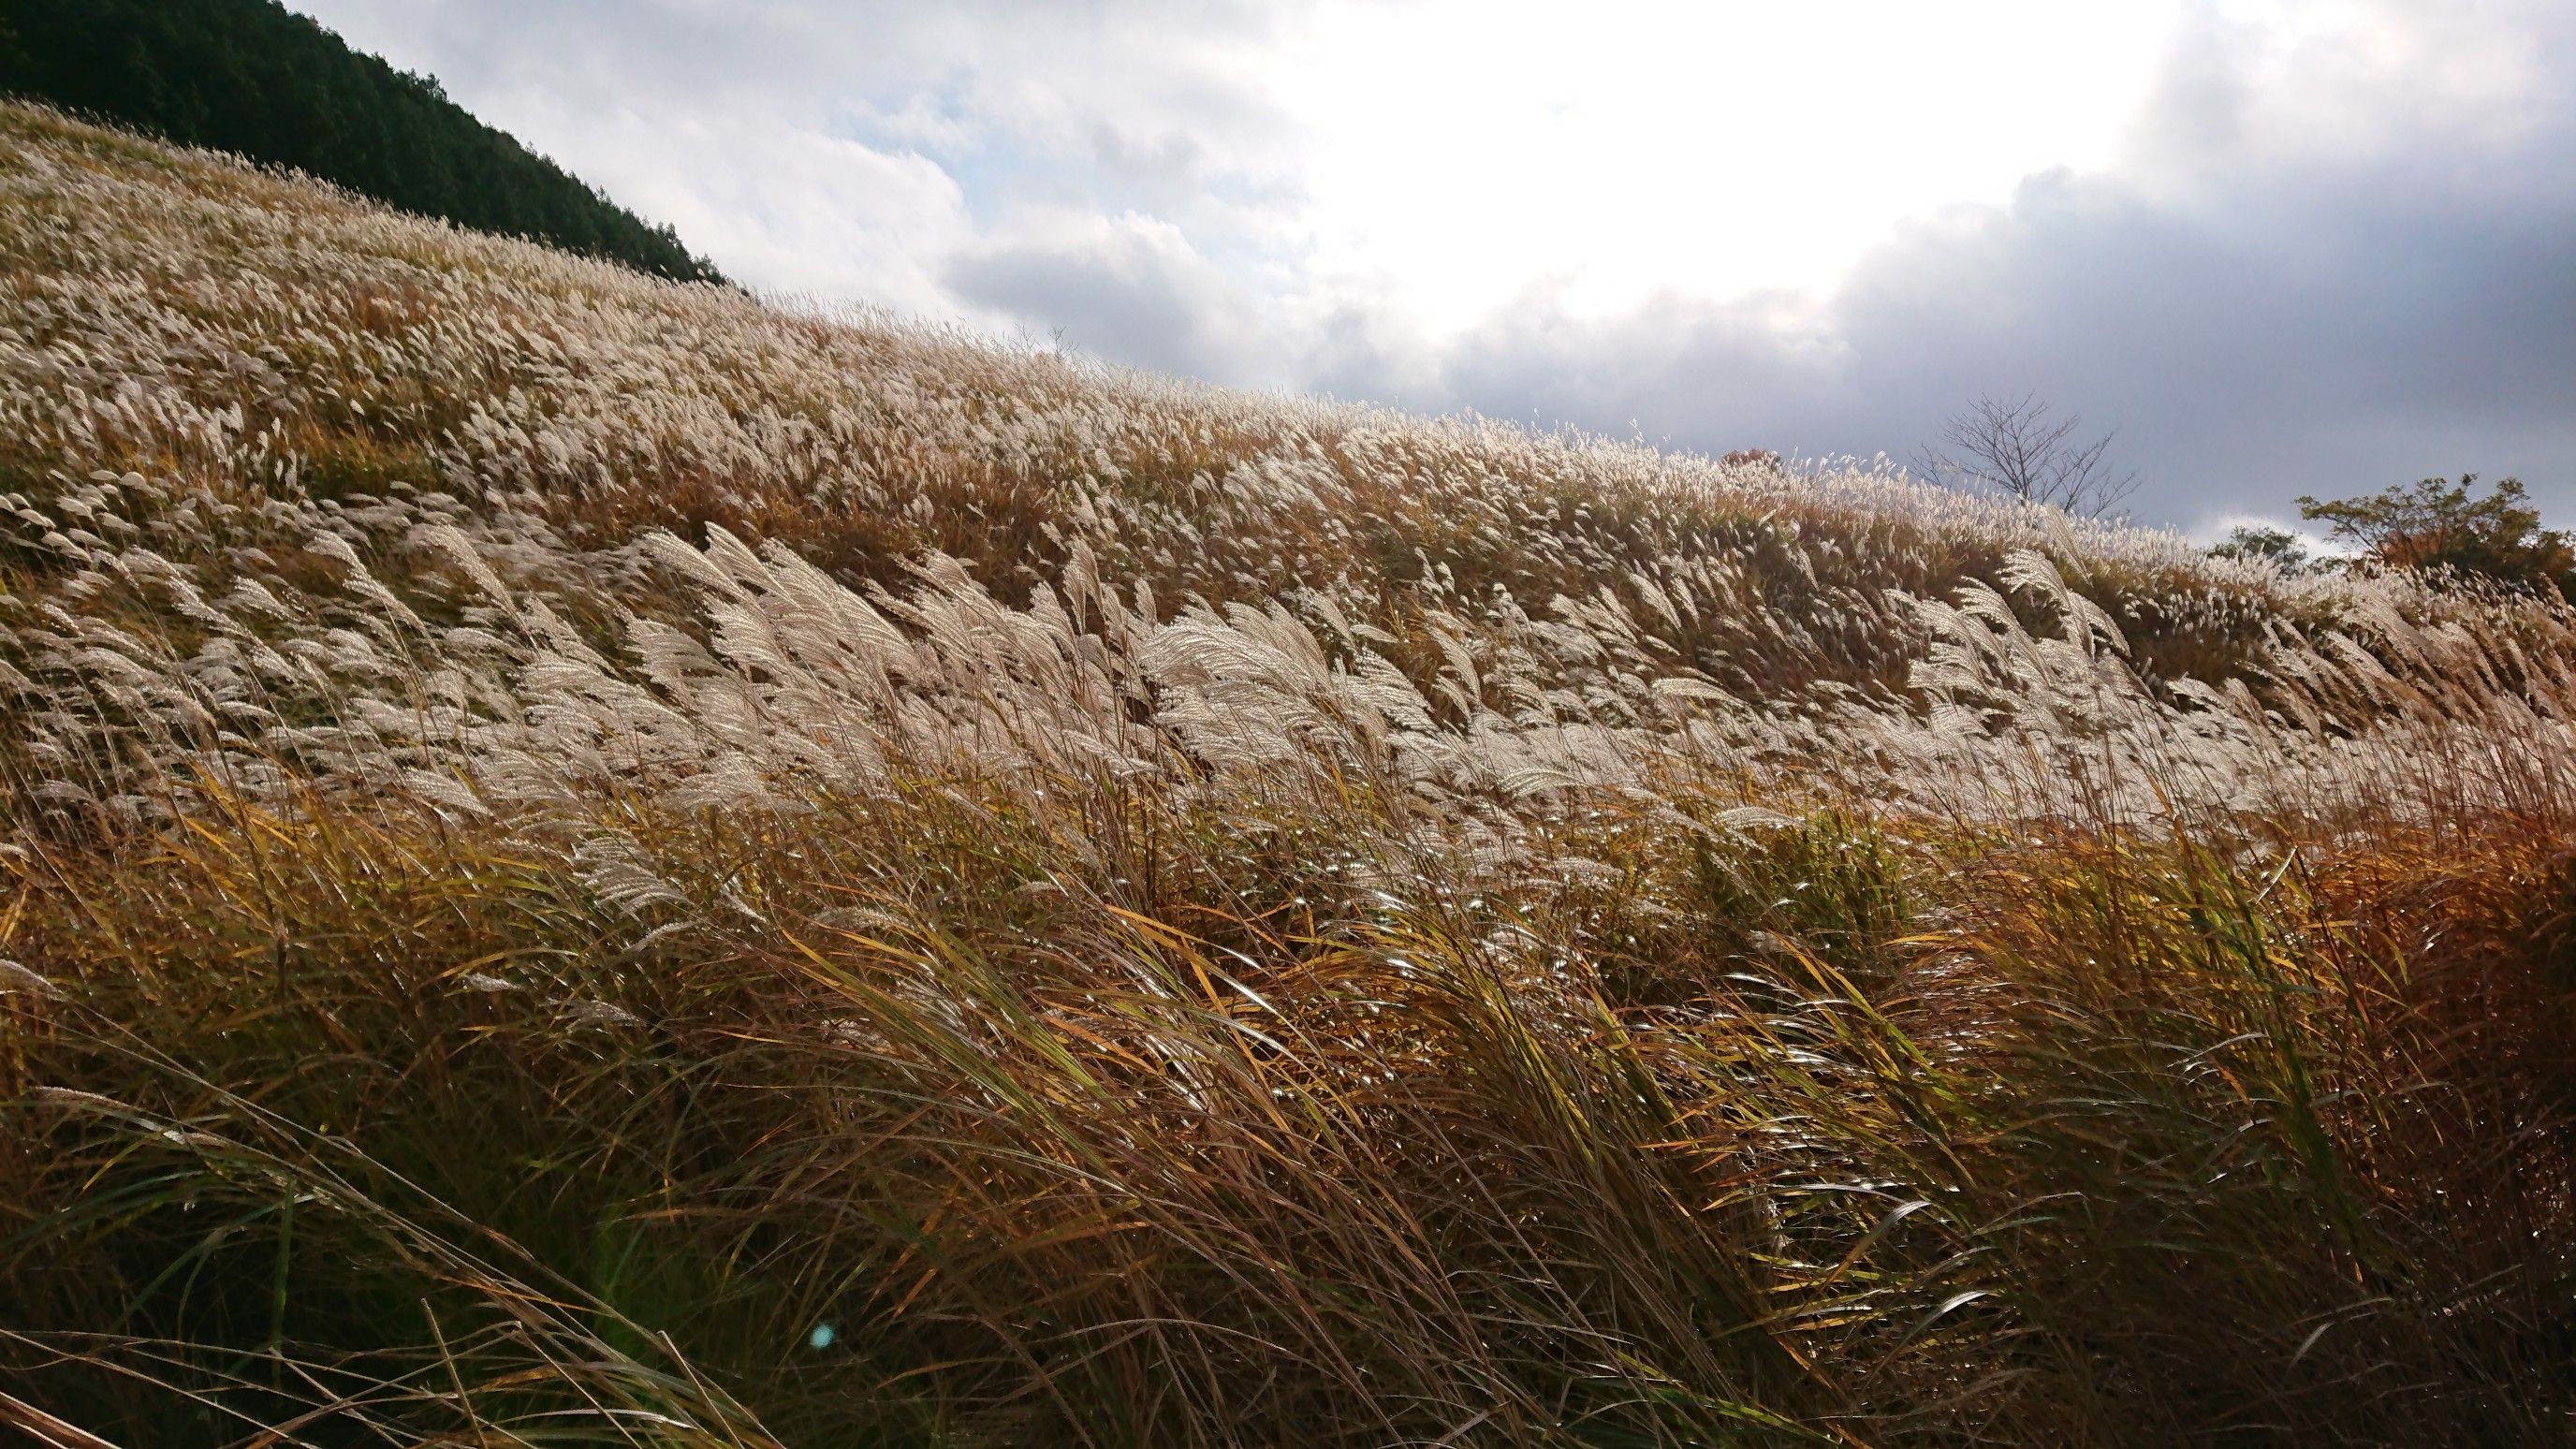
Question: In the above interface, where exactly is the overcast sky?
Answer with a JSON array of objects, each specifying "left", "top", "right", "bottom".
[{"left": 288, "top": 0, "right": 2576, "bottom": 537}]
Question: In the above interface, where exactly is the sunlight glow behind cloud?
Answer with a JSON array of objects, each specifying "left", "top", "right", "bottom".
[{"left": 1279, "top": 2, "right": 2174, "bottom": 330}]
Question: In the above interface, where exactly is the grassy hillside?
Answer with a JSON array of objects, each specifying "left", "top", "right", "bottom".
[
  {"left": 0, "top": 0, "right": 722, "bottom": 284},
  {"left": 2, "top": 103, "right": 2571, "bottom": 1446}
]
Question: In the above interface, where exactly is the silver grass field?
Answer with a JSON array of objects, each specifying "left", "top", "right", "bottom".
[{"left": 1, "top": 102, "right": 2570, "bottom": 1446}]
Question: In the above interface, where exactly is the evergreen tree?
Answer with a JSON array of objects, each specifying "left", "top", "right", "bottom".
[{"left": 0, "top": 0, "right": 724, "bottom": 284}]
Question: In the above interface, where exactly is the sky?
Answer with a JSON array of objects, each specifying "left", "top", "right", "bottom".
[{"left": 287, "top": 0, "right": 2576, "bottom": 538}]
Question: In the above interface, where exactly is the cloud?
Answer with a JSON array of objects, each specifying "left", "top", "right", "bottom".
[
  {"left": 292, "top": 0, "right": 1315, "bottom": 312},
  {"left": 483, "top": 99, "right": 978, "bottom": 315},
  {"left": 946, "top": 212, "right": 1268, "bottom": 380},
  {"left": 285, "top": 0, "right": 2576, "bottom": 535}
]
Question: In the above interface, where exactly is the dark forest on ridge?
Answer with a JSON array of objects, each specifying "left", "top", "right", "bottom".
[{"left": 0, "top": 0, "right": 723, "bottom": 284}]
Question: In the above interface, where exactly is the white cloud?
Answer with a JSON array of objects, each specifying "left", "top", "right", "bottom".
[
  {"left": 492, "top": 96, "right": 978, "bottom": 315},
  {"left": 1272, "top": 1, "right": 2176, "bottom": 331}
]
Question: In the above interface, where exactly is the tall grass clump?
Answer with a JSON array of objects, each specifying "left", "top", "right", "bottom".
[{"left": 1, "top": 100, "right": 2570, "bottom": 1445}]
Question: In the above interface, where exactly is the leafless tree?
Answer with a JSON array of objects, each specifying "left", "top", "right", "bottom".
[{"left": 1911, "top": 392, "right": 2141, "bottom": 518}]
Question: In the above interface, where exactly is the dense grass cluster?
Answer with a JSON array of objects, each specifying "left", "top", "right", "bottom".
[{"left": 2, "top": 103, "right": 2570, "bottom": 1445}]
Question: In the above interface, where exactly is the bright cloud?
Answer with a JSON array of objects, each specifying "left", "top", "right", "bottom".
[{"left": 1274, "top": 1, "right": 2174, "bottom": 330}]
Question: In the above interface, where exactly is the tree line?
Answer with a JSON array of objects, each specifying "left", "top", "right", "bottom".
[{"left": 0, "top": 0, "right": 724, "bottom": 285}]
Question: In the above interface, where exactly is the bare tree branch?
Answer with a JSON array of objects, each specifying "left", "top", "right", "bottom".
[{"left": 1912, "top": 392, "right": 2141, "bottom": 518}]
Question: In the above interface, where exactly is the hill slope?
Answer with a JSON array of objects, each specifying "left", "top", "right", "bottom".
[
  {"left": 0, "top": 0, "right": 722, "bottom": 282},
  {"left": 3, "top": 105, "right": 2572, "bottom": 1446}
]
